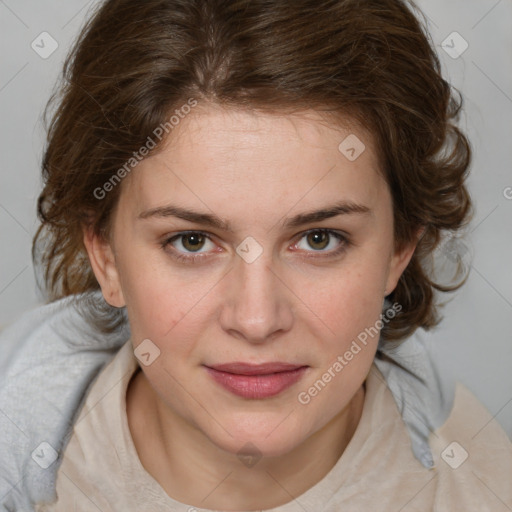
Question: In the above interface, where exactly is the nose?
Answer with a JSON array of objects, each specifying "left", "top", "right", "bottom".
[{"left": 218, "top": 249, "right": 294, "bottom": 344}]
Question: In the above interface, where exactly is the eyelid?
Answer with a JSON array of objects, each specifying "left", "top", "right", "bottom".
[
  {"left": 290, "top": 228, "right": 349, "bottom": 254},
  {"left": 293, "top": 227, "right": 349, "bottom": 242},
  {"left": 161, "top": 230, "right": 217, "bottom": 258},
  {"left": 161, "top": 228, "right": 350, "bottom": 263}
]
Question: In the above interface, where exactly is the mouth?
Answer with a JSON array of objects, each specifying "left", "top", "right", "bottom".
[{"left": 204, "top": 362, "right": 309, "bottom": 399}]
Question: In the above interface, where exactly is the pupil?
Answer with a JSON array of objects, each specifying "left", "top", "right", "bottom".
[
  {"left": 309, "top": 231, "right": 328, "bottom": 250},
  {"left": 184, "top": 234, "right": 203, "bottom": 251}
]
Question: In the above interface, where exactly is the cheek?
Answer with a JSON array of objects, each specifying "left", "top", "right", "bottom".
[
  {"left": 294, "top": 266, "right": 386, "bottom": 427},
  {"left": 124, "top": 276, "right": 205, "bottom": 341},
  {"left": 113, "top": 234, "right": 207, "bottom": 334},
  {"left": 309, "top": 259, "right": 389, "bottom": 344}
]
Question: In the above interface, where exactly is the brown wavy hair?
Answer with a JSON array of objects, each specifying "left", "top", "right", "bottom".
[{"left": 33, "top": 0, "right": 473, "bottom": 341}]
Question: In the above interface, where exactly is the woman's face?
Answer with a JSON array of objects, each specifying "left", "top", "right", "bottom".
[{"left": 87, "top": 104, "right": 416, "bottom": 459}]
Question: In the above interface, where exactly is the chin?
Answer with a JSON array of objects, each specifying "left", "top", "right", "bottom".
[{"left": 202, "top": 416, "right": 306, "bottom": 460}]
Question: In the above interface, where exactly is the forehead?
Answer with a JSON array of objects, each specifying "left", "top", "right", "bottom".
[
  {"left": 117, "top": 105, "right": 389, "bottom": 225},
  {"left": 163, "top": 104, "right": 375, "bottom": 162}
]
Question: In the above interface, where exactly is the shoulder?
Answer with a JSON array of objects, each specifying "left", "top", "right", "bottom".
[
  {"left": 41, "top": 341, "right": 141, "bottom": 511},
  {"left": 430, "top": 382, "right": 512, "bottom": 509},
  {"left": 0, "top": 292, "right": 129, "bottom": 510}
]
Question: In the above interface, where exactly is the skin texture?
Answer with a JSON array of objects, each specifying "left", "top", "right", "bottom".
[{"left": 84, "top": 104, "right": 418, "bottom": 510}]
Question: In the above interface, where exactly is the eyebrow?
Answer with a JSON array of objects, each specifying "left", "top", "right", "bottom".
[{"left": 137, "top": 200, "right": 372, "bottom": 231}]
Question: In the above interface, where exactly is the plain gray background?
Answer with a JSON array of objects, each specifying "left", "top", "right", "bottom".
[{"left": 1, "top": 0, "right": 511, "bottom": 440}]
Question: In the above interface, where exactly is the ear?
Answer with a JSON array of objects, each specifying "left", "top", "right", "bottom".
[
  {"left": 83, "top": 227, "right": 126, "bottom": 307},
  {"left": 383, "top": 226, "right": 425, "bottom": 297}
]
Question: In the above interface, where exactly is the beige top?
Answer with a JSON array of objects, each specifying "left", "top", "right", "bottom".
[{"left": 36, "top": 340, "right": 512, "bottom": 512}]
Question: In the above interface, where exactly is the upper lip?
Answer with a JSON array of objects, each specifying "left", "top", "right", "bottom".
[{"left": 205, "top": 362, "right": 307, "bottom": 375}]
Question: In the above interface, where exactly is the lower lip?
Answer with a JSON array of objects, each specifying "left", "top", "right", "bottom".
[{"left": 205, "top": 366, "right": 308, "bottom": 399}]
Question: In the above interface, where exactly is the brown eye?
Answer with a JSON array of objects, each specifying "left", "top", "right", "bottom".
[
  {"left": 293, "top": 229, "right": 349, "bottom": 258},
  {"left": 161, "top": 231, "right": 216, "bottom": 261},
  {"left": 306, "top": 231, "right": 330, "bottom": 251},
  {"left": 181, "top": 233, "right": 206, "bottom": 252}
]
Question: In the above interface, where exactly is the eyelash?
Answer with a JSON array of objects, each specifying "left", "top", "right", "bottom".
[{"left": 161, "top": 229, "right": 351, "bottom": 265}]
